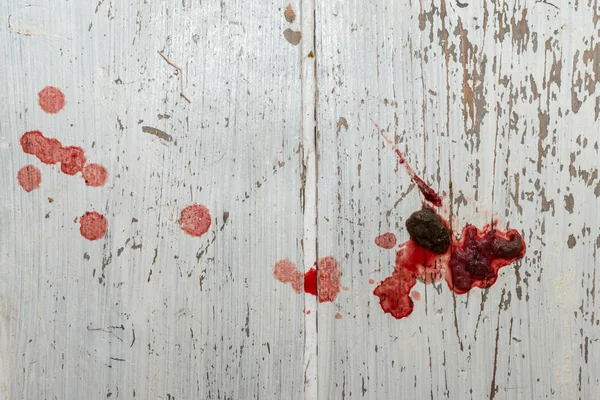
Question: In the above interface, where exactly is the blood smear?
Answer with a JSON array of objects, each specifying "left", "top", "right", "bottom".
[
  {"left": 38, "top": 86, "right": 65, "bottom": 114},
  {"left": 17, "top": 165, "right": 42, "bottom": 192},
  {"left": 375, "top": 232, "right": 397, "bottom": 249},
  {"left": 80, "top": 211, "right": 108, "bottom": 241}
]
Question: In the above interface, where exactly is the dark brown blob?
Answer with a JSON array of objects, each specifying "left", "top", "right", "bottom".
[{"left": 405, "top": 207, "right": 451, "bottom": 254}]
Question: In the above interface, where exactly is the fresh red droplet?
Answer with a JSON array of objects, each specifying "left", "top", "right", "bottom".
[
  {"left": 38, "top": 86, "right": 65, "bottom": 114},
  {"left": 82, "top": 163, "right": 108, "bottom": 187},
  {"left": 17, "top": 165, "right": 42, "bottom": 192},
  {"left": 80, "top": 211, "right": 108, "bottom": 241},
  {"left": 304, "top": 268, "right": 318, "bottom": 296},
  {"left": 180, "top": 204, "right": 212, "bottom": 237},
  {"left": 59, "top": 146, "right": 86, "bottom": 175},
  {"left": 375, "top": 232, "right": 397, "bottom": 249},
  {"left": 20, "top": 131, "right": 63, "bottom": 164},
  {"left": 273, "top": 259, "right": 304, "bottom": 293}
]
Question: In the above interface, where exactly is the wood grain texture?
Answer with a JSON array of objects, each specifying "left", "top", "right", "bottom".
[
  {"left": 316, "top": 0, "right": 600, "bottom": 399},
  {"left": 1, "top": 0, "right": 599, "bottom": 399}
]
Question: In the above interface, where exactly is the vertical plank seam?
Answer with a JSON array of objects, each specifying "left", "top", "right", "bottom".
[{"left": 301, "top": 0, "right": 318, "bottom": 399}]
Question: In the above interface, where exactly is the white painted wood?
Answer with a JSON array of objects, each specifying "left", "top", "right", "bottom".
[
  {"left": 0, "top": 1, "right": 309, "bottom": 399},
  {"left": 316, "top": 0, "right": 600, "bottom": 399},
  {"left": 1, "top": 0, "right": 599, "bottom": 399}
]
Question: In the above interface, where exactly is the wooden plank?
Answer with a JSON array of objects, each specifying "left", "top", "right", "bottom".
[
  {"left": 0, "top": 1, "right": 308, "bottom": 398},
  {"left": 316, "top": 0, "right": 600, "bottom": 399}
]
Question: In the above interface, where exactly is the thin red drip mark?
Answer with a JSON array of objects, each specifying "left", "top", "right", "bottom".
[{"left": 370, "top": 118, "right": 443, "bottom": 207}]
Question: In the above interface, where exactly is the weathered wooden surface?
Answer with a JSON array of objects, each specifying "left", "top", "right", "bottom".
[{"left": 1, "top": 0, "right": 599, "bottom": 399}]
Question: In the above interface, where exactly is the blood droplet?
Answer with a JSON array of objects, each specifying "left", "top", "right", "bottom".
[
  {"left": 335, "top": 312, "right": 343, "bottom": 319},
  {"left": 80, "top": 211, "right": 108, "bottom": 241},
  {"left": 304, "top": 268, "right": 318, "bottom": 295},
  {"left": 17, "top": 165, "right": 42, "bottom": 192},
  {"left": 180, "top": 204, "right": 212, "bottom": 237},
  {"left": 82, "top": 163, "right": 108, "bottom": 187},
  {"left": 375, "top": 232, "right": 397, "bottom": 249},
  {"left": 38, "top": 86, "right": 65, "bottom": 114}
]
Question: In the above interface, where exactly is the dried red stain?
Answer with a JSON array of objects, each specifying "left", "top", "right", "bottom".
[
  {"left": 274, "top": 257, "right": 342, "bottom": 303},
  {"left": 20, "top": 131, "right": 63, "bottom": 164},
  {"left": 20, "top": 131, "right": 106, "bottom": 181},
  {"left": 82, "top": 163, "right": 108, "bottom": 187},
  {"left": 80, "top": 211, "right": 108, "bottom": 241},
  {"left": 17, "top": 165, "right": 42, "bottom": 192},
  {"left": 411, "top": 291, "right": 421, "bottom": 301},
  {"left": 59, "top": 146, "right": 86, "bottom": 175},
  {"left": 38, "top": 86, "right": 65, "bottom": 114},
  {"left": 180, "top": 204, "right": 212, "bottom": 237},
  {"left": 334, "top": 312, "right": 343, "bottom": 319},
  {"left": 273, "top": 259, "right": 303, "bottom": 293},
  {"left": 375, "top": 232, "right": 397, "bottom": 249}
]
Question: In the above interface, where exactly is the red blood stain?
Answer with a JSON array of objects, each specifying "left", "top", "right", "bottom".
[
  {"left": 375, "top": 232, "right": 397, "bottom": 249},
  {"left": 373, "top": 119, "right": 443, "bottom": 207},
  {"left": 20, "top": 131, "right": 107, "bottom": 181},
  {"left": 273, "top": 259, "right": 304, "bottom": 293},
  {"left": 17, "top": 165, "right": 42, "bottom": 192},
  {"left": 335, "top": 312, "right": 343, "bottom": 319},
  {"left": 38, "top": 86, "right": 65, "bottom": 114},
  {"left": 373, "top": 127, "right": 526, "bottom": 319},
  {"left": 180, "top": 204, "right": 212, "bottom": 237},
  {"left": 82, "top": 163, "right": 108, "bottom": 187},
  {"left": 59, "top": 146, "right": 86, "bottom": 175},
  {"left": 273, "top": 257, "right": 342, "bottom": 303},
  {"left": 374, "top": 218, "right": 525, "bottom": 319},
  {"left": 446, "top": 225, "right": 526, "bottom": 294},
  {"left": 80, "top": 211, "right": 108, "bottom": 241},
  {"left": 304, "top": 268, "right": 318, "bottom": 295},
  {"left": 411, "top": 291, "right": 421, "bottom": 301},
  {"left": 368, "top": 279, "right": 375, "bottom": 284},
  {"left": 21, "top": 131, "right": 63, "bottom": 164}
]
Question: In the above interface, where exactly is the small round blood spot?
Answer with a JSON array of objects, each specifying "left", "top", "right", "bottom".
[
  {"left": 411, "top": 290, "right": 421, "bottom": 301},
  {"left": 369, "top": 279, "right": 375, "bottom": 284},
  {"left": 59, "top": 146, "right": 86, "bottom": 175},
  {"left": 17, "top": 165, "right": 42, "bottom": 192},
  {"left": 334, "top": 312, "right": 343, "bottom": 319},
  {"left": 375, "top": 232, "right": 397, "bottom": 249},
  {"left": 180, "top": 204, "right": 212, "bottom": 237},
  {"left": 80, "top": 211, "right": 108, "bottom": 241},
  {"left": 82, "top": 163, "right": 108, "bottom": 187},
  {"left": 38, "top": 86, "right": 65, "bottom": 114}
]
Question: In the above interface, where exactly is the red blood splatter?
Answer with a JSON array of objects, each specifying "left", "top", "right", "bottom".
[
  {"left": 334, "top": 312, "right": 343, "bottom": 319},
  {"left": 411, "top": 291, "right": 421, "bottom": 301},
  {"left": 373, "top": 119, "right": 443, "bottom": 207},
  {"left": 38, "top": 86, "right": 65, "bottom": 114},
  {"left": 273, "top": 259, "right": 304, "bottom": 293},
  {"left": 368, "top": 279, "right": 375, "bottom": 284},
  {"left": 273, "top": 257, "right": 343, "bottom": 303},
  {"left": 82, "top": 163, "right": 108, "bottom": 187},
  {"left": 59, "top": 146, "right": 86, "bottom": 175},
  {"left": 80, "top": 211, "right": 108, "bottom": 241},
  {"left": 446, "top": 225, "right": 526, "bottom": 294},
  {"left": 17, "top": 165, "right": 42, "bottom": 192},
  {"left": 180, "top": 204, "right": 212, "bottom": 237},
  {"left": 375, "top": 232, "right": 397, "bottom": 249},
  {"left": 374, "top": 213, "right": 525, "bottom": 319},
  {"left": 20, "top": 131, "right": 63, "bottom": 164}
]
